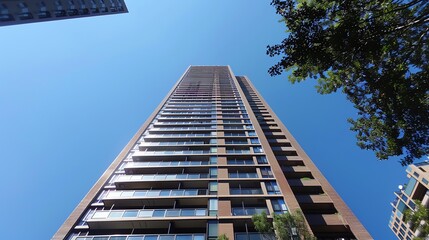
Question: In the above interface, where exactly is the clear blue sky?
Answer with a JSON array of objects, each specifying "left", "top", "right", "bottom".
[{"left": 0, "top": 1, "right": 407, "bottom": 239}]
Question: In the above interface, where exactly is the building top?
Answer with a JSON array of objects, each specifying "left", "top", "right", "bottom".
[{"left": 0, "top": 0, "right": 128, "bottom": 27}]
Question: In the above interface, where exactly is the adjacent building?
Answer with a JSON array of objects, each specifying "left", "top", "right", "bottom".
[
  {"left": 0, "top": 0, "right": 127, "bottom": 26},
  {"left": 54, "top": 66, "right": 372, "bottom": 240},
  {"left": 389, "top": 162, "right": 429, "bottom": 240}
]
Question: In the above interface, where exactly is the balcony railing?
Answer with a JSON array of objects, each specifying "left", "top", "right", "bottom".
[
  {"left": 125, "top": 161, "right": 208, "bottom": 168},
  {"left": 138, "top": 150, "right": 210, "bottom": 155},
  {"left": 105, "top": 189, "right": 208, "bottom": 199},
  {"left": 73, "top": 234, "right": 205, "bottom": 240},
  {"left": 229, "top": 173, "right": 258, "bottom": 178},
  {"left": 151, "top": 127, "right": 215, "bottom": 131},
  {"left": 141, "top": 141, "right": 206, "bottom": 146},
  {"left": 227, "top": 160, "right": 254, "bottom": 165},
  {"left": 230, "top": 189, "right": 263, "bottom": 195},
  {"left": 91, "top": 208, "right": 208, "bottom": 220},
  {"left": 117, "top": 173, "right": 210, "bottom": 182},
  {"left": 226, "top": 149, "right": 251, "bottom": 154},
  {"left": 145, "top": 133, "right": 213, "bottom": 138},
  {"left": 232, "top": 208, "right": 269, "bottom": 216}
]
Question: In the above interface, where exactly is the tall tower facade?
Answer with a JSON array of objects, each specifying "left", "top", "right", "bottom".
[
  {"left": 54, "top": 66, "right": 372, "bottom": 240},
  {"left": 389, "top": 162, "right": 429, "bottom": 239},
  {"left": 0, "top": 0, "right": 127, "bottom": 27}
]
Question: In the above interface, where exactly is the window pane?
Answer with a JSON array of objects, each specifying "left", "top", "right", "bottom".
[{"left": 123, "top": 210, "right": 138, "bottom": 218}]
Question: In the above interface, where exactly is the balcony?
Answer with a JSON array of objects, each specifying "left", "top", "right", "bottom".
[
  {"left": 73, "top": 234, "right": 205, "bottom": 240},
  {"left": 230, "top": 188, "right": 263, "bottom": 195},
  {"left": 104, "top": 189, "right": 208, "bottom": 199},
  {"left": 140, "top": 141, "right": 207, "bottom": 146},
  {"left": 116, "top": 174, "right": 210, "bottom": 182},
  {"left": 232, "top": 207, "right": 268, "bottom": 216},
  {"left": 134, "top": 150, "right": 211, "bottom": 156},
  {"left": 144, "top": 133, "right": 213, "bottom": 138},
  {"left": 91, "top": 208, "right": 208, "bottom": 220},
  {"left": 229, "top": 173, "right": 258, "bottom": 178},
  {"left": 124, "top": 161, "right": 208, "bottom": 168}
]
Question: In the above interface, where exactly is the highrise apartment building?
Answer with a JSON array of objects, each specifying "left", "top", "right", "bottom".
[
  {"left": 0, "top": 0, "right": 127, "bottom": 27},
  {"left": 389, "top": 162, "right": 429, "bottom": 239},
  {"left": 54, "top": 66, "right": 372, "bottom": 240}
]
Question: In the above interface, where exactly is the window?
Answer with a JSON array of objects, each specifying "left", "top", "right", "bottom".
[
  {"left": 210, "top": 168, "right": 218, "bottom": 178},
  {"left": 404, "top": 177, "right": 417, "bottom": 196},
  {"left": 266, "top": 181, "right": 280, "bottom": 194},
  {"left": 210, "top": 139, "right": 217, "bottom": 144},
  {"left": 248, "top": 131, "right": 256, "bottom": 136},
  {"left": 209, "top": 199, "right": 218, "bottom": 216},
  {"left": 210, "top": 147, "right": 218, "bottom": 153},
  {"left": 261, "top": 167, "right": 273, "bottom": 178},
  {"left": 253, "top": 147, "right": 263, "bottom": 153},
  {"left": 250, "top": 138, "right": 260, "bottom": 144},
  {"left": 256, "top": 156, "right": 268, "bottom": 164},
  {"left": 208, "top": 221, "right": 218, "bottom": 240},
  {"left": 209, "top": 182, "right": 218, "bottom": 195},
  {"left": 210, "top": 156, "right": 218, "bottom": 165},
  {"left": 271, "top": 199, "right": 287, "bottom": 214}
]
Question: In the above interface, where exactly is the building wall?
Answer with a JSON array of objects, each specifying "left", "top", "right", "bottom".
[
  {"left": 389, "top": 162, "right": 429, "bottom": 240},
  {"left": 54, "top": 66, "right": 372, "bottom": 240},
  {"left": 0, "top": 0, "right": 127, "bottom": 27}
]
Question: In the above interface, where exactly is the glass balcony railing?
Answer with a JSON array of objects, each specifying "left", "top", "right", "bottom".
[
  {"left": 150, "top": 127, "right": 215, "bottom": 131},
  {"left": 74, "top": 234, "right": 205, "bottom": 240},
  {"left": 229, "top": 173, "right": 258, "bottom": 178},
  {"left": 138, "top": 150, "right": 210, "bottom": 155},
  {"left": 91, "top": 208, "right": 208, "bottom": 220},
  {"left": 230, "top": 189, "right": 263, "bottom": 195},
  {"left": 104, "top": 189, "right": 208, "bottom": 199},
  {"left": 154, "top": 121, "right": 216, "bottom": 125},
  {"left": 225, "top": 141, "right": 248, "bottom": 145},
  {"left": 140, "top": 141, "right": 206, "bottom": 146},
  {"left": 116, "top": 173, "right": 210, "bottom": 182},
  {"left": 227, "top": 160, "right": 254, "bottom": 165},
  {"left": 145, "top": 133, "right": 213, "bottom": 138},
  {"left": 226, "top": 149, "right": 251, "bottom": 154},
  {"left": 232, "top": 208, "right": 269, "bottom": 216},
  {"left": 125, "top": 161, "right": 208, "bottom": 168}
]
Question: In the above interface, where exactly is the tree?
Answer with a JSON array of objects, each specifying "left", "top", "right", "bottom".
[
  {"left": 267, "top": 0, "right": 429, "bottom": 165},
  {"left": 404, "top": 200, "right": 429, "bottom": 239},
  {"left": 217, "top": 234, "right": 229, "bottom": 240},
  {"left": 273, "top": 210, "right": 315, "bottom": 240},
  {"left": 252, "top": 210, "right": 315, "bottom": 240}
]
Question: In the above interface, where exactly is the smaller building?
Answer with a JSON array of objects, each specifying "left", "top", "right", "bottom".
[
  {"left": 389, "top": 161, "right": 429, "bottom": 240},
  {"left": 0, "top": 0, "right": 127, "bottom": 27}
]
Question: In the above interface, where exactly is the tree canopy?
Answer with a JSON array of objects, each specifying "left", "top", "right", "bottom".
[
  {"left": 404, "top": 200, "right": 429, "bottom": 239},
  {"left": 267, "top": 0, "right": 429, "bottom": 165}
]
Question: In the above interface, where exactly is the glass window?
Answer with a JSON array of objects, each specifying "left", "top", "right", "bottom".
[
  {"left": 209, "top": 199, "right": 218, "bottom": 216},
  {"left": 253, "top": 147, "right": 263, "bottom": 153},
  {"left": 208, "top": 221, "right": 218, "bottom": 240},
  {"left": 210, "top": 139, "right": 217, "bottom": 144},
  {"left": 250, "top": 138, "right": 260, "bottom": 144},
  {"left": 210, "top": 147, "right": 218, "bottom": 153},
  {"left": 210, "top": 168, "right": 218, "bottom": 178},
  {"left": 248, "top": 131, "right": 256, "bottom": 136},
  {"left": 210, "top": 156, "right": 218, "bottom": 164},
  {"left": 261, "top": 167, "right": 273, "bottom": 178},
  {"left": 404, "top": 177, "right": 417, "bottom": 196},
  {"left": 209, "top": 182, "right": 218, "bottom": 194},
  {"left": 266, "top": 182, "right": 280, "bottom": 194},
  {"left": 256, "top": 156, "right": 268, "bottom": 164},
  {"left": 271, "top": 199, "right": 287, "bottom": 213}
]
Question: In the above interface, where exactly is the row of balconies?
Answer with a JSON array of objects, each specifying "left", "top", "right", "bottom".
[{"left": 73, "top": 234, "right": 205, "bottom": 240}]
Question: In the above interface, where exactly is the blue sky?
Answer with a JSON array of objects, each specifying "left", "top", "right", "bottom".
[{"left": 0, "top": 1, "right": 407, "bottom": 239}]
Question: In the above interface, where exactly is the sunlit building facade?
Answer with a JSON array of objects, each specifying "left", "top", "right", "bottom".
[
  {"left": 0, "top": 0, "right": 127, "bottom": 27},
  {"left": 389, "top": 162, "right": 429, "bottom": 240},
  {"left": 54, "top": 66, "right": 372, "bottom": 240}
]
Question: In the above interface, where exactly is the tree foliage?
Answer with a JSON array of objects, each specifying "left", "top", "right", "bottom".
[
  {"left": 217, "top": 234, "right": 229, "bottom": 240},
  {"left": 268, "top": 0, "right": 429, "bottom": 165},
  {"left": 252, "top": 210, "right": 315, "bottom": 240},
  {"left": 404, "top": 200, "right": 429, "bottom": 239}
]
